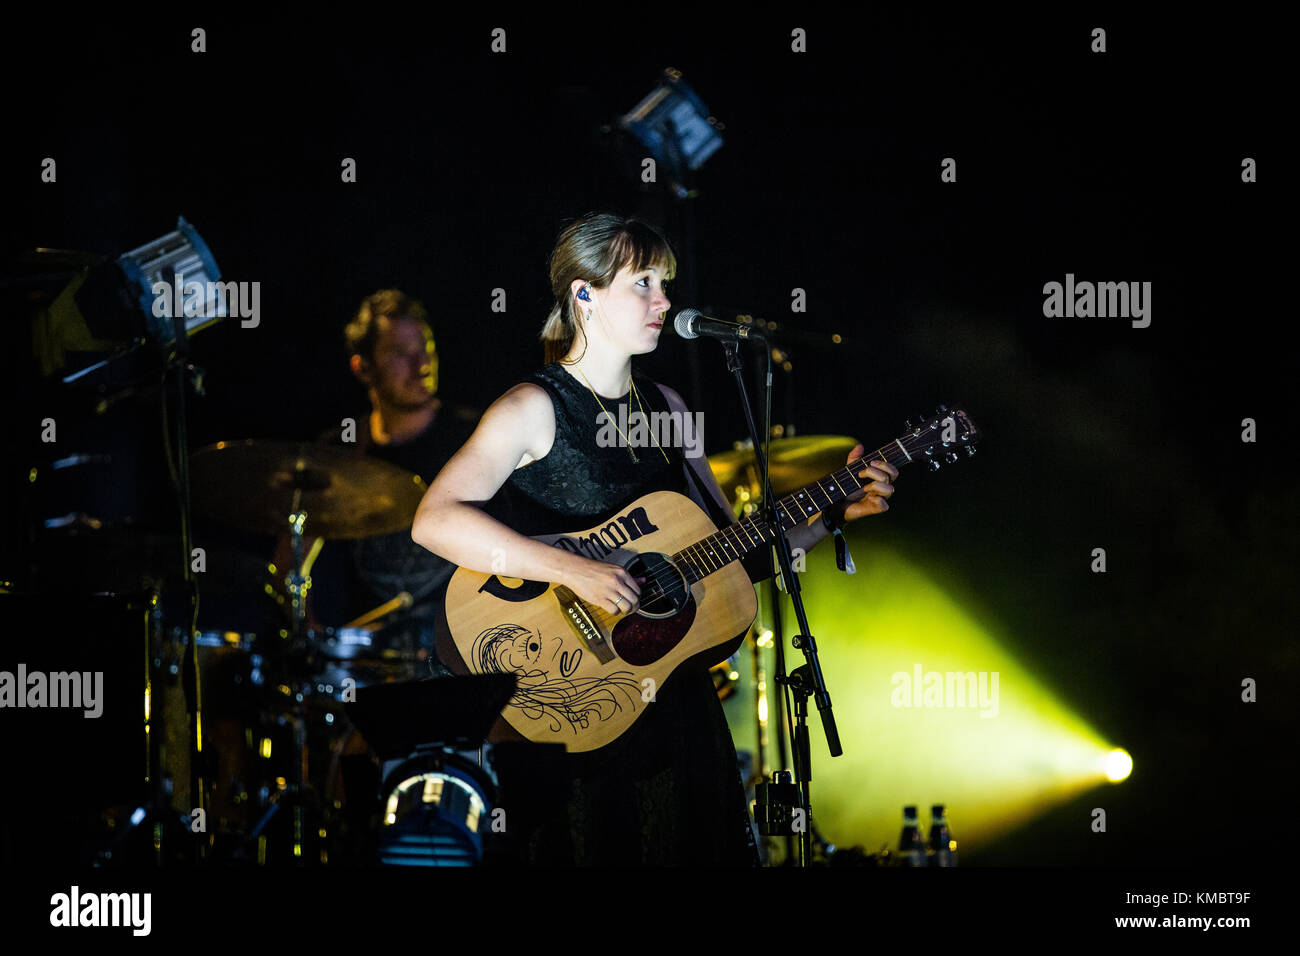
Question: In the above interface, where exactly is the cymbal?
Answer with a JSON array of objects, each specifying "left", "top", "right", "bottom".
[
  {"left": 190, "top": 440, "right": 428, "bottom": 539},
  {"left": 708, "top": 435, "right": 859, "bottom": 500}
]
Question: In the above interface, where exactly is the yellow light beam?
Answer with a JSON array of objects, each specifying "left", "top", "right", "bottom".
[{"left": 724, "top": 541, "right": 1128, "bottom": 856}]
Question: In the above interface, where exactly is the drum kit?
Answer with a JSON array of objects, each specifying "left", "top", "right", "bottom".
[{"left": 156, "top": 441, "right": 438, "bottom": 863}]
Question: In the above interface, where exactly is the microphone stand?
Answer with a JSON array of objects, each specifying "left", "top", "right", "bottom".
[{"left": 721, "top": 336, "right": 841, "bottom": 868}]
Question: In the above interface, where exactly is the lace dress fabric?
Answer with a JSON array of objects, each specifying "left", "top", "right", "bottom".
[{"left": 484, "top": 362, "right": 759, "bottom": 866}]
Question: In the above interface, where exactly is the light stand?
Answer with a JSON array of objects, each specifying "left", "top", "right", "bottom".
[
  {"left": 170, "top": 292, "right": 212, "bottom": 861},
  {"left": 116, "top": 216, "right": 227, "bottom": 863}
]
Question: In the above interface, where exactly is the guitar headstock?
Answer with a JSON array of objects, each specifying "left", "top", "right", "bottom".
[{"left": 901, "top": 405, "right": 982, "bottom": 472}]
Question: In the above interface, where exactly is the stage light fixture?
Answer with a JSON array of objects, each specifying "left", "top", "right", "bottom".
[
  {"left": 376, "top": 748, "right": 497, "bottom": 867},
  {"left": 619, "top": 68, "right": 724, "bottom": 197},
  {"left": 116, "top": 216, "right": 226, "bottom": 348}
]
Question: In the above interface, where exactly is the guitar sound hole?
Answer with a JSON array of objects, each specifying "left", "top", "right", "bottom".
[{"left": 626, "top": 552, "right": 688, "bottom": 619}]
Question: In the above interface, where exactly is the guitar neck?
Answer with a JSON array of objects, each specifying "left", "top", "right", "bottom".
[{"left": 671, "top": 441, "right": 911, "bottom": 586}]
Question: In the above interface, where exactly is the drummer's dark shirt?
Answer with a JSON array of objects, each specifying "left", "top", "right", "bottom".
[{"left": 312, "top": 402, "right": 479, "bottom": 673}]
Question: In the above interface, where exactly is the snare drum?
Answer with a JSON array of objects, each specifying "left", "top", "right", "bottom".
[{"left": 311, "top": 624, "right": 427, "bottom": 700}]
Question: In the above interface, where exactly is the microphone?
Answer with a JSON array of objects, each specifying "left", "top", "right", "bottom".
[{"left": 673, "top": 308, "right": 768, "bottom": 342}]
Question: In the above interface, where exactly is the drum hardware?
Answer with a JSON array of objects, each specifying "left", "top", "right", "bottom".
[
  {"left": 185, "top": 443, "right": 434, "bottom": 863},
  {"left": 188, "top": 630, "right": 268, "bottom": 841},
  {"left": 345, "top": 591, "right": 413, "bottom": 629}
]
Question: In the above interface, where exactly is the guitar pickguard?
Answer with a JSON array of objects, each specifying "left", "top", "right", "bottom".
[{"left": 610, "top": 599, "right": 697, "bottom": 666}]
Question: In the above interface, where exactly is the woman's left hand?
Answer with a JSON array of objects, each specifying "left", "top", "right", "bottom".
[{"left": 837, "top": 443, "right": 898, "bottom": 521}]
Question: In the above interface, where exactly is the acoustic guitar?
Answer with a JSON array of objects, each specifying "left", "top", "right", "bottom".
[{"left": 435, "top": 406, "right": 980, "bottom": 753}]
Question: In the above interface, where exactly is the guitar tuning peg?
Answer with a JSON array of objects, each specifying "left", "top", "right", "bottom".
[
  {"left": 944, "top": 450, "right": 959, "bottom": 464},
  {"left": 928, "top": 460, "right": 941, "bottom": 472},
  {"left": 964, "top": 445, "right": 976, "bottom": 457},
  {"left": 937, "top": 404, "right": 948, "bottom": 413}
]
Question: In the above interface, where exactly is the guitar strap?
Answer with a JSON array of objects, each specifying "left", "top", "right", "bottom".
[{"left": 676, "top": 446, "right": 730, "bottom": 528}]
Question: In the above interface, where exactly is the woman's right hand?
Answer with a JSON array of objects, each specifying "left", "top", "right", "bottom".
[{"left": 564, "top": 557, "right": 642, "bottom": 615}]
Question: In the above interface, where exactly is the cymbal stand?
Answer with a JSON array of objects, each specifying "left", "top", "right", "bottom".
[
  {"left": 244, "top": 490, "right": 320, "bottom": 864},
  {"left": 283, "top": 492, "right": 317, "bottom": 862}
]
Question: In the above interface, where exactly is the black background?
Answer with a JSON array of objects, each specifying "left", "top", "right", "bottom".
[{"left": 2, "top": 8, "right": 1293, "bottom": 883}]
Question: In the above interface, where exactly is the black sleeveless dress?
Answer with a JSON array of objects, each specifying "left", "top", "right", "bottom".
[{"left": 483, "top": 361, "right": 760, "bottom": 866}]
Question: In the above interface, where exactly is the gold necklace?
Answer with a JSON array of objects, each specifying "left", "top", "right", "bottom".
[
  {"left": 575, "top": 365, "right": 670, "bottom": 464},
  {"left": 629, "top": 375, "right": 671, "bottom": 463}
]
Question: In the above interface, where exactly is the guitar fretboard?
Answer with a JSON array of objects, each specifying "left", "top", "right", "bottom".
[{"left": 670, "top": 433, "right": 926, "bottom": 586}]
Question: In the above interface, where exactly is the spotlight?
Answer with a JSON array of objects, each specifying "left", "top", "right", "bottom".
[
  {"left": 619, "top": 68, "right": 724, "bottom": 197},
  {"left": 116, "top": 216, "right": 226, "bottom": 348},
  {"left": 345, "top": 674, "right": 516, "bottom": 866},
  {"left": 377, "top": 748, "right": 496, "bottom": 867},
  {"left": 1104, "top": 748, "right": 1133, "bottom": 782}
]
